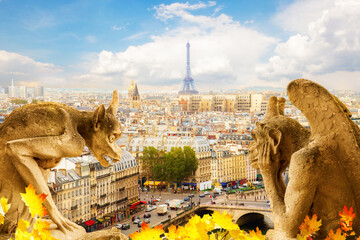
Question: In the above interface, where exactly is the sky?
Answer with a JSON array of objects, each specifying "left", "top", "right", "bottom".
[{"left": 0, "top": 0, "right": 359, "bottom": 92}]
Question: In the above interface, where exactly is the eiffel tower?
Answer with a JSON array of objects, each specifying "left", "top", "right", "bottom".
[{"left": 178, "top": 41, "right": 199, "bottom": 95}]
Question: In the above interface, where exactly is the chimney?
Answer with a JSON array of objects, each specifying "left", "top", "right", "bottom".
[{"left": 75, "top": 162, "right": 82, "bottom": 176}]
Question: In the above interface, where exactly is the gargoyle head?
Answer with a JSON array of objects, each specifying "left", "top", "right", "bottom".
[
  {"left": 87, "top": 90, "right": 122, "bottom": 167},
  {"left": 249, "top": 96, "right": 309, "bottom": 173}
]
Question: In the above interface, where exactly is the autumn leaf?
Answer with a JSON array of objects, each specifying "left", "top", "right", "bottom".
[
  {"left": 14, "top": 219, "right": 32, "bottom": 240},
  {"left": 229, "top": 229, "right": 248, "bottom": 240},
  {"left": 339, "top": 206, "right": 355, "bottom": 226},
  {"left": 212, "top": 211, "right": 239, "bottom": 231},
  {"left": 32, "top": 219, "right": 53, "bottom": 240},
  {"left": 249, "top": 227, "right": 266, "bottom": 240},
  {"left": 20, "top": 184, "right": 48, "bottom": 218},
  {"left": 299, "top": 214, "right": 322, "bottom": 238},
  {"left": 325, "top": 229, "right": 346, "bottom": 240},
  {"left": 0, "top": 197, "right": 10, "bottom": 225},
  {"left": 129, "top": 221, "right": 164, "bottom": 240}
]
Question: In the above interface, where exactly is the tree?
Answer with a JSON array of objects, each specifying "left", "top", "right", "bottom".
[
  {"left": 142, "top": 146, "right": 199, "bottom": 191},
  {"left": 166, "top": 147, "right": 198, "bottom": 191},
  {"left": 11, "top": 99, "right": 28, "bottom": 105},
  {"left": 141, "top": 146, "right": 159, "bottom": 186}
]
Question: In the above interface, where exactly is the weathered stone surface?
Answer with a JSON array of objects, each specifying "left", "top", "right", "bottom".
[
  {"left": 0, "top": 91, "right": 123, "bottom": 239},
  {"left": 249, "top": 79, "right": 360, "bottom": 239},
  {"left": 83, "top": 227, "right": 128, "bottom": 240}
]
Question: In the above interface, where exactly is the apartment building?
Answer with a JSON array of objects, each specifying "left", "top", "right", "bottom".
[
  {"left": 178, "top": 93, "right": 267, "bottom": 113},
  {"left": 210, "top": 149, "right": 247, "bottom": 187},
  {"left": 49, "top": 150, "right": 139, "bottom": 231}
]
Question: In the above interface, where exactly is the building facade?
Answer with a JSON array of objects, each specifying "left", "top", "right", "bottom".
[
  {"left": 178, "top": 93, "right": 267, "bottom": 113},
  {"left": 49, "top": 150, "right": 139, "bottom": 231}
]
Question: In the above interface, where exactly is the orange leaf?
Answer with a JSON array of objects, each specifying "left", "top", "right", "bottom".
[
  {"left": 324, "top": 229, "right": 346, "bottom": 240},
  {"left": 249, "top": 227, "right": 266, "bottom": 240},
  {"left": 20, "top": 184, "right": 48, "bottom": 218},
  {"left": 129, "top": 222, "right": 164, "bottom": 240},
  {"left": 299, "top": 214, "right": 322, "bottom": 237},
  {"left": 339, "top": 206, "right": 355, "bottom": 225}
]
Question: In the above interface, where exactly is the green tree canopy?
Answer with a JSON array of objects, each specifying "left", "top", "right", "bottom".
[
  {"left": 142, "top": 146, "right": 199, "bottom": 189},
  {"left": 11, "top": 99, "right": 28, "bottom": 105}
]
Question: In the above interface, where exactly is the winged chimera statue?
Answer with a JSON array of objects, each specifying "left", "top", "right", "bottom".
[
  {"left": 0, "top": 91, "right": 124, "bottom": 239},
  {"left": 249, "top": 79, "right": 360, "bottom": 239}
]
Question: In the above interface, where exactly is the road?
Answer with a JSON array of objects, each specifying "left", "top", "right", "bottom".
[{"left": 104, "top": 190, "right": 270, "bottom": 237}]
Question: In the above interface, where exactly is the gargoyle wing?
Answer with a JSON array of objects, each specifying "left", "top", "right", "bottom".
[{"left": 287, "top": 79, "right": 360, "bottom": 207}]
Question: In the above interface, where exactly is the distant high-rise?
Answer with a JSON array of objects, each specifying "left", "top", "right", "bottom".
[
  {"left": 8, "top": 79, "right": 17, "bottom": 98},
  {"left": 178, "top": 41, "right": 199, "bottom": 95}
]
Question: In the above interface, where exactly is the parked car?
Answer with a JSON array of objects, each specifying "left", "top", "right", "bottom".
[
  {"left": 152, "top": 198, "right": 161, "bottom": 202},
  {"left": 188, "top": 193, "right": 195, "bottom": 198},
  {"left": 133, "top": 218, "right": 140, "bottom": 224},
  {"left": 204, "top": 191, "right": 210, "bottom": 195},
  {"left": 146, "top": 206, "right": 153, "bottom": 212},
  {"left": 144, "top": 218, "right": 150, "bottom": 223},
  {"left": 138, "top": 220, "right": 144, "bottom": 227},
  {"left": 184, "top": 197, "right": 190, "bottom": 201},
  {"left": 116, "top": 224, "right": 122, "bottom": 229},
  {"left": 199, "top": 194, "right": 205, "bottom": 198},
  {"left": 121, "top": 224, "right": 130, "bottom": 230},
  {"left": 213, "top": 192, "right": 220, "bottom": 196},
  {"left": 132, "top": 216, "right": 140, "bottom": 222},
  {"left": 152, "top": 205, "right": 157, "bottom": 210},
  {"left": 144, "top": 213, "right": 151, "bottom": 218}
]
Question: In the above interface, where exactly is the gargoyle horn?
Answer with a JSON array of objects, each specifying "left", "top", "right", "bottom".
[
  {"left": 264, "top": 96, "right": 279, "bottom": 119},
  {"left": 106, "top": 90, "right": 119, "bottom": 116},
  {"left": 277, "top": 97, "right": 285, "bottom": 116}
]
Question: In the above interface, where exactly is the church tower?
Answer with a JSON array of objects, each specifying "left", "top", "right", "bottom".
[{"left": 128, "top": 80, "right": 140, "bottom": 109}]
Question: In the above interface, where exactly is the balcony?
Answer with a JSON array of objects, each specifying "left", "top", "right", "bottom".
[
  {"left": 116, "top": 197, "right": 128, "bottom": 204},
  {"left": 97, "top": 202, "right": 110, "bottom": 209},
  {"left": 71, "top": 205, "right": 78, "bottom": 210},
  {"left": 96, "top": 173, "right": 111, "bottom": 180},
  {"left": 91, "top": 184, "right": 96, "bottom": 188},
  {"left": 119, "top": 187, "right": 125, "bottom": 191},
  {"left": 100, "top": 194, "right": 106, "bottom": 198},
  {"left": 115, "top": 172, "right": 139, "bottom": 182}
]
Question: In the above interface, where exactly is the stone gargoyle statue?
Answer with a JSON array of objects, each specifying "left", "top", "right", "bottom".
[
  {"left": 0, "top": 91, "right": 123, "bottom": 239},
  {"left": 249, "top": 79, "right": 360, "bottom": 239}
]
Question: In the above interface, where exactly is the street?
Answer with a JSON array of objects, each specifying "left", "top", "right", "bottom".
[{"left": 104, "top": 190, "right": 270, "bottom": 237}]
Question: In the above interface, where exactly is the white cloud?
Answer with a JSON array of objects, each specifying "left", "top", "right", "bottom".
[
  {"left": 86, "top": 35, "right": 97, "bottom": 43},
  {"left": 77, "top": 1, "right": 277, "bottom": 91},
  {"left": 154, "top": 1, "right": 216, "bottom": 21},
  {"left": 257, "top": 0, "right": 360, "bottom": 90},
  {"left": 112, "top": 24, "right": 127, "bottom": 31},
  {"left": 0, "top": 50, "right": 64, "bottom": 87}
]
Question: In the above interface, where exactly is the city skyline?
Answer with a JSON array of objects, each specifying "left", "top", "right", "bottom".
[{"left": 0, "top": 0, "right": 359, "bottom": 92}]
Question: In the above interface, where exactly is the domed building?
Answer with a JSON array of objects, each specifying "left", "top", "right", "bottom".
[{"left": 128, "top": 80, "right": 140, "bottom": 109}]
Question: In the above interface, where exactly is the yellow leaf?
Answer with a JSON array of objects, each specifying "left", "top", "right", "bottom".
[
  {"left": 32, "top": 219, "right": 56, "bottom": 240},
  {"left": 229, "top": 229, "right": 248, "bottom": 240},
  {"left": 20, "top": 184, "right": 48, "bottom": 218},
  {"left": 195, "top": 221, "right": 209, "bottom": 240},
  {"left": 17, "top": 219, "right": 30, "bottom": 232},
  {"left": 0, "top": 197, "right": 10, "bottom": 225},
  {"left": 212, "top": 211, "right": 239, "bottom": 231},
  {"left": 15, "top": 219, "right": 31, "bottom": 240}
]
